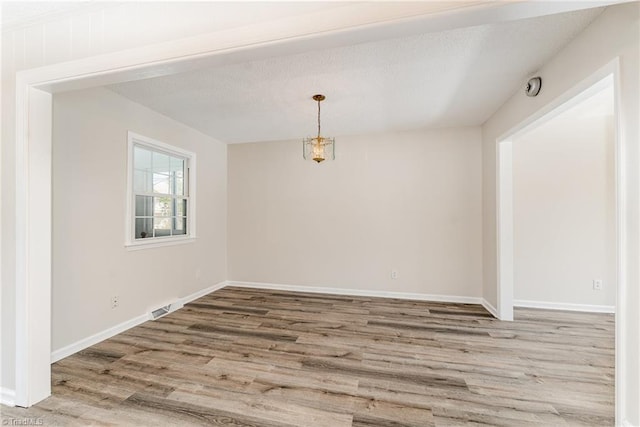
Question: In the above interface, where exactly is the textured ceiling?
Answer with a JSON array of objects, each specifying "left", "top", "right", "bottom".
[{"left": 107, "top": 7, "right": 604, "bottom": 144}]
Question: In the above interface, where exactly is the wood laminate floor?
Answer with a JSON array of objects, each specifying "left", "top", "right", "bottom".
[{"left": 1, "top": 287, "right": 614, "bottom": 426}]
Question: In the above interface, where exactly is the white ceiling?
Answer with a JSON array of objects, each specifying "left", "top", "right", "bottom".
[{"left": 105, "top": 6, "right": 604, "bottom": 144}]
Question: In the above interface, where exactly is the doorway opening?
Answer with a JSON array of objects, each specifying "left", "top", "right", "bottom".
[
  {"left": 512, "top": 76, "right": 615, "bottom": 312},
  {"left": 496, "top": 62, "right": 623, "bottom": 419}
]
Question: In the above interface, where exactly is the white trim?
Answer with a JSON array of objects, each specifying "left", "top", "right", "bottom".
[
  {"left": 14, "top": 78, "right": 30, "bottom": 408},
  {"left": 0, "top": 388, "right": 16, "bottom": 407},
  {"left": 611, "top": 59, "right": 626, "bottom": 427},
  {"left": 50, "top": 314, "right": 149, "bottom": 363},
  {"left": 125, "top": 236, "right": 196, "bottom": 251},
  {"left": 50, "top": 281, "right": 227, "bottom": 363},
  {"left": 620, "top": 419, "right": 635, "bottom": 427},
  {"left": 128, "top": 131, "right": 195, "bottom": 159},
  {"left": 481, "top": 298, "right": 499, "bottom": 318},
  {"left": 15, "top": 86, "right": 53, "bottom": 407},
  {"left": 496, "top": 140, "right": 514, "bottom": 321},
  {"left": 514, "top": 300, "right": 615, "bottom": 314},
  {"left": 226, "top": 281, "right": 483, "bottom": 305},
  {"left": 178, "top": 281, "right": 227, "bottom": 306}
]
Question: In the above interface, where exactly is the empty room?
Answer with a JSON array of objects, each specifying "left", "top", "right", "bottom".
[{"left": 1, "top": 1, "right": 639, "bottom": 426}]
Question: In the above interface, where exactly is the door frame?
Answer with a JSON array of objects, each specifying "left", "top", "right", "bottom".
[{"left": 495, "top": 58, "right": 625, "bottom": 420}]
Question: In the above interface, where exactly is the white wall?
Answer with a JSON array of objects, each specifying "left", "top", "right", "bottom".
[
  {"left": 482, "top": 3, "right": 639, "bottom": 424},
  {"left": 0, "top": 1, "right": 347, "bottom": 394},
  {"left": 228, "top": 128, "right": 483, "bottom": 298},
  {"left": 513, "top": 98, "right": 615, "bottom": 308},
  {"left": 51, "top": 87, "right": 227, "bottom": 352}
]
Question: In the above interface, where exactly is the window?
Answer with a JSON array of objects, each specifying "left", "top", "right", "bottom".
[{"left": 126, "top": 132, "right": 196, "bottom": 248}]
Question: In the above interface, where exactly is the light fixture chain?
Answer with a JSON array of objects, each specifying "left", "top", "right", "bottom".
[{"left": 317, "top": 98, "right": 321, "bottom": 138}]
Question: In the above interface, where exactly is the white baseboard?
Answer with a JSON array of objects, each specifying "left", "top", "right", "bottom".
[
  {"left": 51, "top": 313, "right": 149, "bottom": 363},
  {"left": 51, "top": 281, "right": 226, "bottom": 363},
  {"left": 1, "top": 387, "right": 16, "bottom": 406},
  {"left": 514, "top": 299, "right": 615, "bottom": 313},
  {"left": 179, "top": 281, "right": 226, "bottom": 306},
  {"left": 621, "top": 419, "right": 636, "bottom": 427},
  {"left": 481, "top": 298, "right": 499, "bottom": 318},
  {"left": 61, "top": 282, "right": 613, "bottom": 365},
  {"left": 227, "top": 281, "right": 482, "bottom": 305}
]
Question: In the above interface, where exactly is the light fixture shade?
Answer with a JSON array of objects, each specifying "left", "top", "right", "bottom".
[
  {"left": 303, "top": 94, "right": 335, "bottom": 163},
  {"left": 303, "top": 136, "right": 335, "bottom": 163}
]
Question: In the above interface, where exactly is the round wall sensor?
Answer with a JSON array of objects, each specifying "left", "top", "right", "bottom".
[{"left": 525, "top": 77, "right": 542, "bottom": 97}]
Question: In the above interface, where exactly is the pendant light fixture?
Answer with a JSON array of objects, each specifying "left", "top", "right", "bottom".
[{"left": 303, "top": 94, "right": 335, "bottom": 163}]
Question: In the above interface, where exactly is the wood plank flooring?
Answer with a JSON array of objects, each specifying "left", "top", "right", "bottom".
[{"left": 1, "top": 287, "right": 614, "bottom": 426}]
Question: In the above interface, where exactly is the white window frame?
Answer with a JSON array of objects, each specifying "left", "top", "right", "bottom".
[{"left": 125, "top": 131, "right": 197, "bottom": 250}]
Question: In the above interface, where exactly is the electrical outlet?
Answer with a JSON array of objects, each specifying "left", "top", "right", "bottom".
[
  {"left": 391, "top": 270, "right": 398, "bottom": 279},
  {"left": 111, "top": 295, "right": 119, "bottom": 309},
  {"left": 593, "top": 280, "right": 603, "bottom": 291}
]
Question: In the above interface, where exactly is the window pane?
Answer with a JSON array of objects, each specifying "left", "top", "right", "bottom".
[
  {"left": 135, "top": 196, "right": 153, "bottom": 216},
  {"left": 171, "top": 157, "right": 184, "bottom": 175},
  {"left": 135, "top": 218, "right": 152, "bottom": 239},
  {"left": 154, "top": 197, "right": 172, "bottom": 217},
  {"left": 154, "top": 217, "right": 171, "bottom": 237},
  {"left": 174, "top": 176, "right": 184, "bottom": 196},
  {"left": 134, "top": 146, "right": 152, "bottom": 171},
  {"left": 130, "top": 137, "right": 193, "bottom": 243},
  {"left": 153, "top": 152, "right": 170, "bottom": 174},
  {"left": 153, "top": 173, "right": 170, "bottom": 194},
  {"left": 133, "top": 170, "right": 151, "bottom": 193},
  {"left": 175, "top": 199, "right": 187, "bottom": 217},
  {"left": 173, "top": 217, "right": 187, "bottom": 235},
  {"left": 171, "top": 158, "right": 185, "bottom": 195}
]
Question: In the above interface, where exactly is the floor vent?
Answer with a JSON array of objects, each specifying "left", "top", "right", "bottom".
[{"left": 149, "top": 301, "right": 183, "bottom": 320}]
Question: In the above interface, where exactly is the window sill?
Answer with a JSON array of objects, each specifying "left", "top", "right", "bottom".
[{"left": 125, "top": 236, "right": 196, "bottom": 251}]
